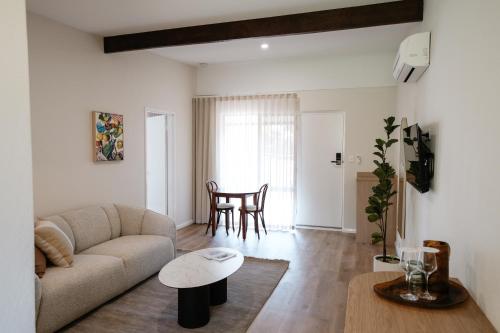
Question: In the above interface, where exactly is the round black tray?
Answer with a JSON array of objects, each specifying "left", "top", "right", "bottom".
[{"left": 373, "top": 276, "right": 469, "bottom": 308}]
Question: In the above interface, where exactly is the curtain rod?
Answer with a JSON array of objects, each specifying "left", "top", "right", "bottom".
[
  {"left": 193, "top": 92, "right": 298, "bottom": 99},
  {"left": 193, "top": 86, "right": 395, "bottom": 98}
]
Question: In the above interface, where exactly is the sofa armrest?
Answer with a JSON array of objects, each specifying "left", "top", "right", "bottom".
[
  {"left": 141, "top": 210, "right": 177, "bottom": 252},
  {"left": 35, "top": 274, "right": 42, "bottom": 320}
]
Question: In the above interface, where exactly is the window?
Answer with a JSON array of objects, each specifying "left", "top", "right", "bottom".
[{"left": 215, "top": 94, "right": 298, "bottom": 230}]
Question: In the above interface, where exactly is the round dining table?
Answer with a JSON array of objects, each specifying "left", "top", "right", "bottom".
[{"left": 209, "top": 188, "right": 260, "bottom": 240}]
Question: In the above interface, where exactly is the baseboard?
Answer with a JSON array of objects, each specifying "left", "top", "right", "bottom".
[
  {"left": 176, "top": 220, "right": 194, "bottom": 230},
  {"left": 342, "top": 228, "right": 356, "bottom": 234},
  {"left": 295, "top": 225, "right": 342, "bottom": 231}
]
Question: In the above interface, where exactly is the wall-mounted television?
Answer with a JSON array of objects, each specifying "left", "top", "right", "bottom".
[{"left": 403, "top": 123, "right": 434, "bottom": 193}]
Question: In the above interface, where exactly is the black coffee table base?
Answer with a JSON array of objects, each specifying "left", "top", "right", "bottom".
[
  {"left": 209, "top": 278, "right": 227, "bottom": 305},
  {"left": 177, "top": 278, "right": 228, "bottom": 328}
]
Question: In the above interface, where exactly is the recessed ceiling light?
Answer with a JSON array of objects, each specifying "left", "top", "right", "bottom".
[{"left": 260, "top": 43, "right": 269, "bottom": 50}]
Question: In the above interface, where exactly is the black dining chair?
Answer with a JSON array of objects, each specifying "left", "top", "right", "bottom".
[
  {"left": 205, "top": 180, "right": 235, "bottom": 235},
  {"left": 238, "top": 184, "right": 268, "bottom": 239}
]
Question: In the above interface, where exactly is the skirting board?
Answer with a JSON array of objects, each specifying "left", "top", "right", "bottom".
[
  {"left": 295, "top": 225, "right": 356, "bottom": 234},
  {"left": 295, "top": 225, "right": 342, "bottom": 232},
  {"left": 176, "top": 220, "right": 194, "bottom": 230}
]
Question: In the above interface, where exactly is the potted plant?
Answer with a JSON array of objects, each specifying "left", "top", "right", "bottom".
[{"left": 365, "top": 116, "right": 401, "bottom": 272}]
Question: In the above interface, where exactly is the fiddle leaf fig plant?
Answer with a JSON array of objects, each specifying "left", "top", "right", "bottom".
[{"left": 365, "top": 116, "right": 399, "bottom": 262}]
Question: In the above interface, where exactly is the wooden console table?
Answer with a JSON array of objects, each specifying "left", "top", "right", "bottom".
[{"left": 345, "top": 272, "right": 496, "bottom": 333}]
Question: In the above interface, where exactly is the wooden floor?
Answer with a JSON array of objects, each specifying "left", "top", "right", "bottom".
[{"left": 177, "top": 224, "right": 381, "bottom": 333}]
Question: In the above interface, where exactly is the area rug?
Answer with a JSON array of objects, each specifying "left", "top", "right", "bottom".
[{"left": 60, "top": 252, "right": 289, "bottom": 333}]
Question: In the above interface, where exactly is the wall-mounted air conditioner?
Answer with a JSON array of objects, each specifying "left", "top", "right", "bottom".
[{"left": 393, "top": 32, "right": 430, "bottom": 83}]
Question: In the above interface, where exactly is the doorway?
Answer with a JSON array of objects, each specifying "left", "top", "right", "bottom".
[
  {"left": 296, "top": 111, "right": 345, "bottom": 229},
  {"left": 145, "top": 108, "right": 175, "bottom": 218}
]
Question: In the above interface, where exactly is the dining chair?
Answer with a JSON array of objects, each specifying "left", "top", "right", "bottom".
[
  {"left": 238, "top": 184, "right": 268, "bottom": 239},
  {"left": 205, "top": 180, "right": 235, "bottom": 235}
]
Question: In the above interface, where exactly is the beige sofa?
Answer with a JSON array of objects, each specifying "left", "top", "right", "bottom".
[{"left": 35, "top": 204, "right": 176, "bottom": 333}]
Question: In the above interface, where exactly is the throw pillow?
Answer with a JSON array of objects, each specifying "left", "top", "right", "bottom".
[
  {"left": 35, "top": 246, "right": 47, "bottom": 278},
  {"left": 35, "top": 220, "right": 74, "bottom": 267}
]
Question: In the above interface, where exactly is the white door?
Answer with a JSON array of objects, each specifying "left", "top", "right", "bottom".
[
  {"left": 145, "top": 109, "right": 175, "bottom": 217},
  {"left": 297, "top": 111, "right": 344, "bottom": 228}
]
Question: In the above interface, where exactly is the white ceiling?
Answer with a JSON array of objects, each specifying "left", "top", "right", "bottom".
[
  {"left": 27, "top": 0, "right": 417, "bottom": 65},
  {"left": 27, "top": 0, "right": 397, "bottom": 35},
  {"left": 151, "top": 23, "right": 416, "bottom": 65}
]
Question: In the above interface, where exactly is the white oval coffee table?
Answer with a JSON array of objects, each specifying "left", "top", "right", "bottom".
[{"left": 159, "top": 247, "right": 244, "bottom": 328}]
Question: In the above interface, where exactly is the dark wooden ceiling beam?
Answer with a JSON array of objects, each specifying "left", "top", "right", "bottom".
[{"left": 103, "top": 0, "right": 423, "bottom": 53}]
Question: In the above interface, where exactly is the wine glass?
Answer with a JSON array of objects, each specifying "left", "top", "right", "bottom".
[
  {"left": 418, "top": 247, "right": 439, "bottom": 301},
  {"left": 399, "top": 247, "right": 419, "bottom": 301}
]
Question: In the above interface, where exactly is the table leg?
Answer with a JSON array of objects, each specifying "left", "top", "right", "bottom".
[
  {"left": 209, "top": 278, "right": 227, "bottom": 305},
  {"left": 211, "top": 194, "right": 216, "bottom": 236},
  {"left": 241, "top": 196, "right": 247, "bottom": 240},
  {"left": 178, "top": 286, "right": 210, "bottom": 328}
]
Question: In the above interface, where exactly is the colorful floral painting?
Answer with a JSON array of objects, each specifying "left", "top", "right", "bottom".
[{"left": 93, "top": 112, "right": 124, "bottom": 161}]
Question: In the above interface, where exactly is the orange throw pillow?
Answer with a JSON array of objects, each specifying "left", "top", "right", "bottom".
[
  {"left": 35, "top": 220, "right": 74, "bottom": 267},
  {"left": 35, "top": 247, "right": 47, "bottom": 278}
]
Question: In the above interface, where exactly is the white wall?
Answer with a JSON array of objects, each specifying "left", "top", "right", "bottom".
[
  {"left": 197, "top": 52, "right": 396, "bottom": 95},
  {"left": 0, "top": 1, "right": 35, "bottom": 332},
  {"left": 300, "top": 88, "right": 397, "bottom": 231},
  {"left": 396, "top": 0, "right": 500, "bottom": 329},
  {"left": 197, "top": 54, "right": 397, "bottom": 231},
  {"left": 28, "top": 14, "right": 196, "bottom": 225}
]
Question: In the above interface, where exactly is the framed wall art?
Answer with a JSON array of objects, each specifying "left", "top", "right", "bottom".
[{"left": 92, "top": 111, "right": 124, "bottom": 161}]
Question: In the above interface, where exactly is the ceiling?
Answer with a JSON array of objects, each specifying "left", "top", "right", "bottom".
[
  {"left": 27, "top": 0, "right": 418, "bottom": 65},
  {"left": 151, "top": 23, "right": 416, "bottom": 65}
]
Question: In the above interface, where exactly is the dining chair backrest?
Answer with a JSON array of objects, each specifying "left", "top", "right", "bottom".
[
  {"left": 256, "top": 184, "right": 269, "bottom": 211},
  {"left": 206, "top": 180, "right": 219, "bottom": 201}
]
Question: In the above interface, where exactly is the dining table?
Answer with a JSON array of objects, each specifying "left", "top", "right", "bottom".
[{"left": 209, "top": 188, "right": 260, "bottom": 240}]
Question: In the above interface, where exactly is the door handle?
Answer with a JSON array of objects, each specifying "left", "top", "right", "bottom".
[{"left": 331, "top": 152, "right": 342, "bottom": 165}]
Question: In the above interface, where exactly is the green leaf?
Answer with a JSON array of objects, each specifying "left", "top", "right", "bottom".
[
  {"left": 373, "top": 151, "right": 384, "bottom": 159},
  {"left": 368, "top": 196, "right": 379, "bottom": 206},
  {"left": 366, "top": 205, "right": 381, "bottom": 215},
  {"left": 371, "top": 232, "right": 383, "bottom": 244},
  {"left": 403, "top": 138, "right": 415, "bottom": 146},
  {"left": 368, "top": 214, "right": 379, "bottom": 222},
  {"left": 385, "top": 138, "right": 398, "bottom": 147},
  {"left": 385, "top": 125, "right": 400, "bottom": 135},
  {"left": 376, "top": 138, "right": 386, "bottom": 146},
  {"left": 372, "top": 187, "right": 384, "bottom": 197}
]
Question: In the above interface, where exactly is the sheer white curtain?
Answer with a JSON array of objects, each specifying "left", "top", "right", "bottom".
[{"left": 215, "top": 94, "right": 298, "bottom": 230}]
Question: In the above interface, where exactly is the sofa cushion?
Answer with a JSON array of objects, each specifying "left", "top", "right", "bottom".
[
  {"left": 142, "top": 209, "right": 177, "bottom": 250},
  {"left": 35, "top": 220, "right": 74, "bottom": 267},
  {"left": 59, "top": 206, "right": 112, "bottom": 253},
  {"left": 82, "top": 235, "right": 174, "bottom": 287},
  {"left": 102, "top": 204, "right": 121, "bottom": 239},
  {"left": 115, "top": 204, "right": 145, "bottom": 235},
  {"left": 36, "top": 254, "right": 127, "bottom": 333}
]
